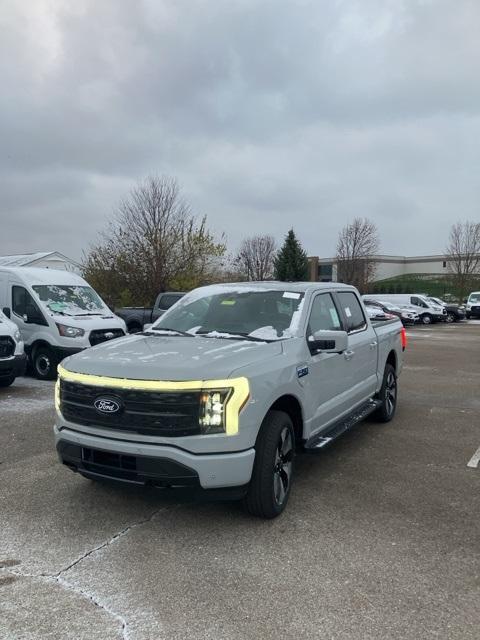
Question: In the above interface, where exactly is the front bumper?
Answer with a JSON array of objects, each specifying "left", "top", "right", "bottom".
[
  {"left": 54, "top": 425, "right": 255, "bottom": 491},
  {"left": 0, "top": 353, "right": 27, "bottom": 380}
]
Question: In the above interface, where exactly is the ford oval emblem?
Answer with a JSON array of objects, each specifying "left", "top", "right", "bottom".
[{"left": 94, "top": 397, "right": 121, "bottom": 414}]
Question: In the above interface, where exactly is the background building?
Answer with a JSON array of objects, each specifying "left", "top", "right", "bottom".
[
  {"left": 308, "top": 254, "right": 450, "bottom": 283},
  {"left": 0, "top": 251, "right": 80, "bottom": 273}
]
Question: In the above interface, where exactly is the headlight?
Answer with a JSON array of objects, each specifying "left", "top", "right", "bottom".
[
  {"left": 199, "top": 389, "right": 232, "bottom": 434},
  {"left": 56, "top": 323, "right": 85, "bottom": 338},
  {"left": 13, "top": 329, "right": 21, "bottom": 342}
]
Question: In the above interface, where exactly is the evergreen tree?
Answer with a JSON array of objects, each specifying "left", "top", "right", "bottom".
[{"left": 274, "top": 229, "right": 309, "bottom": 281}]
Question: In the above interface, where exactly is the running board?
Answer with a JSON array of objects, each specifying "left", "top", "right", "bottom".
[{"left": 304, "top": 399, "right": 382, "bottom": 451}]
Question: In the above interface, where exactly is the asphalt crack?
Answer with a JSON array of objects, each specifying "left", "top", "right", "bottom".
[{"left": 6, "top": 505, "right": 173, "bottom": 639}]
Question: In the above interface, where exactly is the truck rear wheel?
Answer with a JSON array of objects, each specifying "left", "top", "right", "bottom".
[
  {"left": 374, "top": 363, "right": 397, "bottom": 423},
  {"left": 243, "top": 410, "right": 295, "bottom": 519}
]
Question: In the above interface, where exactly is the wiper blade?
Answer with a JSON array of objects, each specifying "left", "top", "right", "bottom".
[
  {"left": 75, "top": 312, "right": 104, "bottom": 316},
  {"left": 148, "top": 327, "right": 194, "bottom": 337},
  {"left": 196, "top": 331, "right": 273, "bottom": 342}
]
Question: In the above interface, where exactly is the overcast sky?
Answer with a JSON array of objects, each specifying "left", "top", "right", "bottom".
[{"left": 1, "top": 0, "right": 479, "bottom": 262}]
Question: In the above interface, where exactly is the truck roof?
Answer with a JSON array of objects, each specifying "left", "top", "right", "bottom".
[
  {"left": 193, "top": 281, "right": 354, "bottom": 294},
  {"left": 0, "top": 266, "right": 87, "bottom": 286}
]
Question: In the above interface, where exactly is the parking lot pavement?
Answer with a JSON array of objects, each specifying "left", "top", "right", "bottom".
[{"left": 1, "top": 323, "right": 479, "bottom": 640}]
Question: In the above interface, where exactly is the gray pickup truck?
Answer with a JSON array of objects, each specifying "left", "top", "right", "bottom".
[
  {"left": 55, "top": 282, "right": 406, "bottom": 518},
  {"left": 115, "top": 291, "right": 185, "bottom": 333}
]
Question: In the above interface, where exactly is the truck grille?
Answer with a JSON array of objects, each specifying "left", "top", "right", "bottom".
[
  {"left": 89, "top": 329, "right": 125, "bottom": 346},
  {"left": 0, "top": 336, "right": 15, "bottom": 358},
  {"left": 59, "top": 380, "right": 202, "bottom": 437}
]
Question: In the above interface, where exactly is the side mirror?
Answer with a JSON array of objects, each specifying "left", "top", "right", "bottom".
[
  {"left": 308, "top": 330, "right": 348, "bottom": 354},
  {"left": 2, "top": 307, "right": 11, "bottom": 318},
  {"left": 23, "top": 313, "right": 29, "bottom": 323}
]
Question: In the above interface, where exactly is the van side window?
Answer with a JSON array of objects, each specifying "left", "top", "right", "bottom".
[
  {"left": 411, "top": 296, "right": 427, "bottom": 308},
  {"left": 308, "top": 293, "right": 342, "bottom": 334},
  {"left": 12, "top": 286, "right": 46, "bottom": 324},
  {"left": 337, "top": 292, "right": 367, "bottom": 333}
]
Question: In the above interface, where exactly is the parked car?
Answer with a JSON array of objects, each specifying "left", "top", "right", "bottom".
[
  {"left": 427, "top": 297, "right": 465, "bottom": 323},
  {"left": 465, "top": 292, "right": 480, "bottom": 319},
  {"left": 55, "top": 282, "right": 405, "bottom": 518},
  {"left": 0, "top": 267, "right": 126, "bottom": 379},
  {"left": 116, "top": 292, "right": 185, "bottom": 333},
  {"left": 370, "top": 294, "right": 446, "bottom": 325},
  {"left": 363, "top": 298, "right": 418, "bottom": 325},
  {"left": 0, "top": 308, "right": 27, "bottom": 387}
]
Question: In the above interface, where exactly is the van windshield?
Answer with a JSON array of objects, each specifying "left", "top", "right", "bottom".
[
  {"left": 32, "top": 285, "right": 105, "bottom": 316},
  {"left": 152, "top": 288, "right": 305, "bottom": 340}
]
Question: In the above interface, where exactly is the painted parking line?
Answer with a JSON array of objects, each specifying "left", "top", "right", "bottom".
[{"left": 467, "top": 446, "right": 480, "bottom": 469}]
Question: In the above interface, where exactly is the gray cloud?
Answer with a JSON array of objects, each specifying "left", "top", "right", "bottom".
[{"left": 1, "top": 0, "right": 479, "bottom": 261}]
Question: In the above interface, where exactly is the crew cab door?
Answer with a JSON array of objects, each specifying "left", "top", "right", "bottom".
[
  {"left": 334, "top": 291, "right": 378, "bottom": 404},
  {"left": 303, "top": 292, "right": 352, "bottom": 433}
]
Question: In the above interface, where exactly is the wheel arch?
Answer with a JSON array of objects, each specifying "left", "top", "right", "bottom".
[
  {"left": 265, "top": 394, "right": 304, "bottom": 445},
  {"left": 386, "top": 349, "right": 397, "bottom": 374},
  {"left": 28, "top": 339, "right": 53, "bottom": 361}
]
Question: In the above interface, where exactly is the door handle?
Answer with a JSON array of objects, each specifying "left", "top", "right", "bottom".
[
  {"left": 369, "top": 341, "right": 377, "bottom": 349},
  {"left": 344, "top": 350, "right": 355, "bottom": 361}
]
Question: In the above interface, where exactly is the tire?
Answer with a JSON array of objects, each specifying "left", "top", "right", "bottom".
[
  {"left": 421, "top": 314, "right": 432, "bottom": 325},
  {"left": 446, "top": 312, "right": 455, "bottom": 323},
  {"left": 374, "top": 363, "right": 398, "bottom": 423},
  {"left": 0, "top": 375, "right": 15, "bottom": 388},
  {"left": 243, "top": 410, "right": 295, "bottom": 519},
  {"left": 32, "top": 345, "right": 58, "bottom": 380},
  {"left": 128, "top": 323, "right": 142, "bottom": 334},
  {"left": 466, "top": 312, "right": 471, "bottom": 319}
]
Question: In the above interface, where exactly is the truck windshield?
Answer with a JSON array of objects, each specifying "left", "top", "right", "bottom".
[
  {"left": 152, "top": 288, "right": 305, "bottom": 340},
  {"left": 469, "top": 294, "right": 480, "bottom": 302},
  {"left": 32, "top": 285, "right": 105, "bottom": 316}
]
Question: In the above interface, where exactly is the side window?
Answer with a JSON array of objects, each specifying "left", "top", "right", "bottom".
[
  {"left": 157, "top": 294, "right": 182, "bottom": 311},
  {"left": 12, "top": 286, "right": 45, "bottom": 323},
  {"left": 337, "top": 292, "right": 367, "bottom": 333},
  {"left": 308, "top": 293, "right": 342, "bottom": 334}
]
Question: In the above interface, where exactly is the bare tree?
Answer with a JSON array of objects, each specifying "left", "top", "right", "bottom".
[
  {"left": 235, "top": 235, "right": 276, "bottom": 281},
  {"left": 336, "top": 218, "right": 380, "bottom": 292},
  {"left": 82, "top": 176, "right": 225, "bottom": 306},
  {"left": 445, "top": 220, "right": 480, "bottom": 301}
]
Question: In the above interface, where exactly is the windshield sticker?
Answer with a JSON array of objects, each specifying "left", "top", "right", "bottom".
[
  {"left": 220, "top": 300, "right": 236, "bottom": 305},
  {"left": 47, "top": 301, "right": 68, "bottom": 312},
  {"left": 329, "top": 308, "right": 341, "bottom": 327},
  {"left": 344, "top": 307, "right": 352, "bottom": 317},
  {"left": 283, "top": 292, "right": 300, "bottom": 299}
]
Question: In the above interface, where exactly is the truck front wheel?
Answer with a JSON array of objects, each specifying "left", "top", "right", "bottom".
[
  {"left": 243, "top": 410, "right": 295, "bottom": 519},
  {"left": 33, "top": 346, "right": 58, "bottom": 380}
]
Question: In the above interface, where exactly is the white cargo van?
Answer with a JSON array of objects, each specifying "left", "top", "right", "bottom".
[
  {"left": 369, "top": 294, "right": 446, "bottom": 325},
  {"left": 0, "top": 267, "right": 126, "bottom": 379},
  {"left": 0, "top": 308, "right": 26, "bottom": 387}
]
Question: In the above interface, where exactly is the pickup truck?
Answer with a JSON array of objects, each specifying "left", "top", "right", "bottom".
[
  {"left": 115, "top": 291, "right": 185, "bottom": 333},
  {"left": 54, "top": 282, "right": 405, "bottom": 518}
]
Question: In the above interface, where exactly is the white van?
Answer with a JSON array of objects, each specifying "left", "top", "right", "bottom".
[
  {"left": 465, "top": 291, "right": 480, "bottom": 319},
  {"left": 0, "top": 267, "right": 126, "bottom": 379},
  {"left": 0, "top": 308, "right": 26, "bottom": 387},
  {"left": 368, "top": 294, "right": 446, "bottom": 325}
]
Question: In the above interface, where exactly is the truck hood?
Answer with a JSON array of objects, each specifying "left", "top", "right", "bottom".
[{"left": 62, "top": 334, "right": 283, "bottom": 381}]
